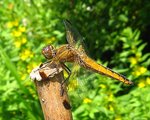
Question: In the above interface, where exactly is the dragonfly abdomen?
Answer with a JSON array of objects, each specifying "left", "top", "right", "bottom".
[{"left": 78, "top": 56, "right": 133, "bottom": 85}]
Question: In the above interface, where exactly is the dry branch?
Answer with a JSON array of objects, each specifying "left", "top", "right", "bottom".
[{"left": 30, "top": 63, "right": 72, "bottom": 120}]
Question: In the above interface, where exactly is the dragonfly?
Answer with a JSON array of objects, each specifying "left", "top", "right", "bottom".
[{"left": 41, "top": 20, "right": 133, "bottom": 95}]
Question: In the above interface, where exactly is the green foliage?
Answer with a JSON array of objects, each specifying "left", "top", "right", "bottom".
[
  {"left": 69, "top": 26, "right": 150, "bottom": 120},
  {"left": 0, "top": 0, "right": 149, "bottom": 120}
]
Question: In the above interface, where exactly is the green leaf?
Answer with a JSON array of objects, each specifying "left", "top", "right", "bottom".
[
  {"left": 140, "top": 53, "right": 150, "bottom": 62},
  {"left": 138, "top": 43, "right": 147, "bottom": 52},
  {"left": 118, "top": 14, "right": 128, "bottom": 22}
]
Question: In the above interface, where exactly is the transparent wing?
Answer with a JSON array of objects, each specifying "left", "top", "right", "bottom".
[
  {"left": 67, "top": 63, "right": 97, "bottom": 101},
  {"left": 63, "top": 20, "right": 87, "bottom": 53},
  {"left": 63, "top": 20, "right": 97, "bottom": 101}
]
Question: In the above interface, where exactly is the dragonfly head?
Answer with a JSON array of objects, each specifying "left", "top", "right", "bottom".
[{"left": 42, "top": 45, "right": 56, "bottom": 59}]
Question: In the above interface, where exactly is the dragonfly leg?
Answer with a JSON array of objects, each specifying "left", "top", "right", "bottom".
[
  {"left": 33, "top": 60, "right": 52, "bottom": 73},
  {"left": 39, "top": 59, "right": 52, "bottom": 68},
  {"left": 60, "top": 63, "right": 71, "bottom": 96}
]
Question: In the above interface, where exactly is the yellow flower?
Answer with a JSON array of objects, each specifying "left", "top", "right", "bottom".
[
  {"left": 6, "top": 20, "right": 19, "bottom": 28},
  {"left": 27, "top": 62, "right": 39, "bottom": 73},
  {"left": 108, "top": 93, "right": 114, "bottom": 102},
  {"left": 133, "top": 66, "right": 147, "bottom": 77},
  {"left": 14, "top": 37, "right": 27, "bottom": 48},
  {"left": 19, "top": 26, "right": 26, "bottom": 32},
  {"left": 21, "top": 37, "right": 27, "bottom": 44},
  {"left": 139, "top": 67, "right": 147, "bottom": 74},
  {"left": 21, "top": 73, "right": 27, "bottom": 80},
  {"left": 146, "top": 77, "right": 150, "bottom": 85},
  {"left": 12, "top": 30, "right": 22, "bottom": 37},
  {"left": 138, "top": 82, "right": 145, "bottom": 88},
  {"left": 6, "top": 22, "right": 13, "bottom": 28},
  {"left": 12, "top": 26, "right": 26, "bottom": 37},
  {"left": 99, "top": 84, "right": 106, "bottom": 89},
  {"left": 83, "top": 98, "right": 92, "bottom": 103},
  {"left": 14, "top": 40, "right": 22, "bottom": 48},
  {"left": 20, "top": 49, "right": 34, "bottom": 61},
  {"left": 133, "top": 71, "right": 141, "bottom": 77},
  {"left": 109, "top": 105, "right": 114, "bottom": 111},
  {"left": 129, "top": 57, "right": 138, "bottom": 65}
]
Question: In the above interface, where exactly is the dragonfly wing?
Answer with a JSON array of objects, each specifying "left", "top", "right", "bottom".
[
  {"left": 68, "top": 62, "right": 97, "bottom": 102},
  {"left": 63, "top": 20, "right": 87, "bottom": 53}
]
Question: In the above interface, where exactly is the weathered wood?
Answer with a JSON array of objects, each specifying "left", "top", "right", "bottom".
[
  {"left": 30, "top": 63, "right": 72, "bottom": 120},
  {"left": 35, "top": 72, "right": 72, "bottom": 120}
]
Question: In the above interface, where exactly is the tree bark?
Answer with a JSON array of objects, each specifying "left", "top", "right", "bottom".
[{"left": 35, "top": 72, "right": 72, "bottom": 120}]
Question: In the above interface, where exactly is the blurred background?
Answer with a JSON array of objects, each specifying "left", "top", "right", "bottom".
[{"left": 0, "top": 0, "right": 150, "bottom": 120}]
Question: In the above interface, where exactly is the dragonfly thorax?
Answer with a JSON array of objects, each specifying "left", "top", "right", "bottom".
[{"left": 42, "top": 45, "right": 56, "bottom": 59}]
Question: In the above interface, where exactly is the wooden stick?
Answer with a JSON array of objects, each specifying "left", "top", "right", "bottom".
[{"left": 30, "top": 63, "right": 72, "bottom": 120}]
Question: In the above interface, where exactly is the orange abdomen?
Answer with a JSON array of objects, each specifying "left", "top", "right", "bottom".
[{"left": 79, "top": 56, "right": 133, "bottom": 85}]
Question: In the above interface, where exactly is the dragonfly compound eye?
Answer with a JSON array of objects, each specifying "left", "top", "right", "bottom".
[{"left": 42, "top": 45, "right": 56, "bottom": 59}]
